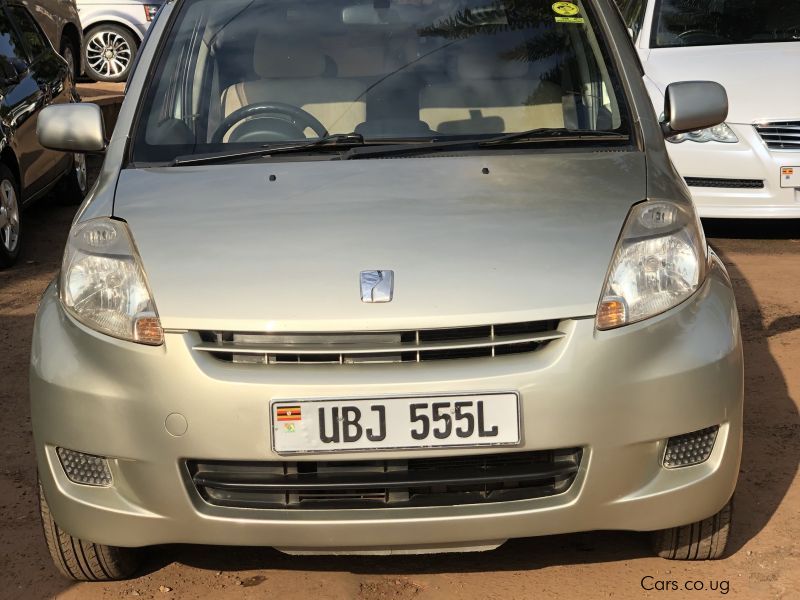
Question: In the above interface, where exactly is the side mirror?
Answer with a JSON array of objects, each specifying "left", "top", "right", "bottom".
[
  {"left": 37, "top": 103, "right": 107, "bottom": 153},
  {"left": 662, "top": 81, "right": 728, "bottom": 136}
]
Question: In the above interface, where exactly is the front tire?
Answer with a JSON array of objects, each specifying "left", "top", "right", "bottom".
[
  {"left": 0, "top": 164, "right": 21, "bottom": 268},
  {"left": 39, "top": 480, "right": 142, "bottom": 581},
  {"left": 83, "top": 25, "right": 138, "bottom": 83},
  {"left": 652, "top": 498, "right": 732, "bottom": 560}
]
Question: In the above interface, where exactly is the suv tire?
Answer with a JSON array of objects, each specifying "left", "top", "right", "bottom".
[
  {"left": 83, "top": 24, "right": 138, "bottom": 83},
  {"left": 60, "top": 38, "right": 79, "bottom": 80},
  {"left": 56, "top": 153, "right": 89, "bottom": 205},
  {"left": 0, "top": 163, "right": 21, "bottom": 268}
]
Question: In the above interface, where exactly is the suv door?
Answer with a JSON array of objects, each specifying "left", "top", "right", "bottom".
[{"left": 2, "top": 2, "right": 70, "bottom": 199}]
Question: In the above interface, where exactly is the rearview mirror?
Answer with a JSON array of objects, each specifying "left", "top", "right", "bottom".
[
  {"left": 662, "top": 81, "right": 728, "bottom": 136},
  {"left": 37, "top": 103, "right": 107, "bottom": 153}
]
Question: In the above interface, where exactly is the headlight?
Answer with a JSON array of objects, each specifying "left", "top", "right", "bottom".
[
  {"left": 596, "top": 201, "right": 707, "bottom": 330},
  {"left": 667, "top": 123, "right": 738, "bottom": 144},
  {"left": 60, "top": 218, "right": 163, "bottom": 345}
]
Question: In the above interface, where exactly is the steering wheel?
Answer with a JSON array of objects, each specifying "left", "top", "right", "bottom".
[{"left": 211, "top": 102, "right": 328, "bottom": 144}]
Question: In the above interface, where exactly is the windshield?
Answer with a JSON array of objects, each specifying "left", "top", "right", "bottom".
[
  {"left": 132, "top": 0, "right": 631, "bottom": 164},
  {"left": 652, "top": 0, "right": 800, "bottom": 48}
]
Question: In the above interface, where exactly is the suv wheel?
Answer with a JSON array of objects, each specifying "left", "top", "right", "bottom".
[
  {"left": 652, "top": 498, "right": 732, "bottom": 560},
  {"left": 57, "top": 153, "right": 89, "bottom": 205},
  {"left": 60, "top": 38, "right": 79, "bottom": 80},
  {"left": 39, "top": 480, "right": 142, "bottom": 581},
  {"left": 0, "top": 164, "right": 21, "bottom": 268},
  {"left": 84, "top": 25, "right": 138, "bottom": 83}
]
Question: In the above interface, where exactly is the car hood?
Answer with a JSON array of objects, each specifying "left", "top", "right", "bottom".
[
  {"left": 113, "top": 153, "right": 645, "bottom": 332},
  {"left": 644, "top": 43, "right": 800, "bottom": 123}
]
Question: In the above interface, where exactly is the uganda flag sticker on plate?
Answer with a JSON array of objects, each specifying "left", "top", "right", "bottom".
[
  {"left": 276, "top": 405, "right": 302, "bottom": 422},
  {"left": 552, "top": 2, "right": 585, "bottom": 24}
]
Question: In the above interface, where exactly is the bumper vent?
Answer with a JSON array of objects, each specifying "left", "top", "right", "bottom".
[
  {"left": 685, "top": 177, "right": 764, "bottom": 189},
  {"left": 663, "top": 426, "right": 719, "bottom": 469},
  {"left": 194, "top": 320, "right": 563, "bottom": 365},
  {"left": 188, "top": 449, "right": 582, "bottom": 510},
  {"left": 755, "top": 121, "right": 800, "bottom": 151}
]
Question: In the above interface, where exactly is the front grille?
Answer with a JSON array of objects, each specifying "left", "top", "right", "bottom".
[
  {"left": 188, "top": 449, "right": 582, "bottom": 509},
  {"left": 685, "top": 177, "right": 764, "bottom": 189},
  {"left": 755, "top": 120, "right": 800, "bottom": 151},
  {"left": 194, "top": 320, "right": 564, "bottom": 365}
]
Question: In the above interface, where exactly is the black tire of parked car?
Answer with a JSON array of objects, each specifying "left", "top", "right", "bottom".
[
  {"left": 652, "top": 497, "right": 732, "bottom": 560},
  {"left": 39, "top": 480, "right": 142, "bottom": 581},
  {"left": 56, "top": 153, "right": 89, "bottom": 205},
  {"left": 0, "top": 164, "right": 21, "bottom": 268},
  {"left": 59, "top": 38, "right": 79, "bottom": 80},
  {"left": 83, "top": 24, "right": 139, "bottom": 83}
]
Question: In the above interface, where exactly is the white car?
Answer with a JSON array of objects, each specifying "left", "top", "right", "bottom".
[
  {"left": 76, "top": 0, "right": 164, "bottom": 82},
  {"left": 618, "top": 0, "right": 800, "bottom": 218}
]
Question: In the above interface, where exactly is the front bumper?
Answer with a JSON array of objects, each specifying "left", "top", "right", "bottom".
[
  {"left": 667, "top": 124, "right": 800, "bottom": 218},
  {"left": 31, "top": 258, "right": 743, "bottom": 551}
]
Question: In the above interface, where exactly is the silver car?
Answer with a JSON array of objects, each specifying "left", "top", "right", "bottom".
[{"left": 32, "top": 0, "right": 743, "bottom": 581}]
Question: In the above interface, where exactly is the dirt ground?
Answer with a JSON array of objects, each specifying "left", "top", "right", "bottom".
[{"left": 1, "top": 131, "right": 798, "bottom": 599}]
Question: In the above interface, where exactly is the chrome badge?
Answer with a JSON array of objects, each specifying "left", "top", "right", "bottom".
[{"left": 360, "top": 270, "right": 394, "bottom": 303}]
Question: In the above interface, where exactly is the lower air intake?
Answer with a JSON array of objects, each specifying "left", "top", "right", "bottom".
[{"left": 188, "top": 449, "right": 582, "bottom": 510}]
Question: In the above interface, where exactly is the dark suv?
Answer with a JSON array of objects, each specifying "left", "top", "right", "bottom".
[{"left": 0, "top": 0, "right": 86, "bottom": 268}]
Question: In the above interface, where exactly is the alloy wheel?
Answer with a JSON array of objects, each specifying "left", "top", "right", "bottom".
[
  {"left": 62, "top": 45, "right": 76, "bottom": 78},
  {"left": 75, "top": 153, "right": 88, "bottom": 194},
  {"left": 86, "top": 30, "right": 132, "bottom": 78},
  {"left": 0, "top": 179, "right": 19, "bottom": 253}
]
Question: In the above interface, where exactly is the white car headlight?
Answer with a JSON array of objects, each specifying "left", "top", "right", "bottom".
[
  {"left": 667, "top": 123, "right": 738, "bottom": 144},
  {"left": 60, "top": 218, "right": 163, "bottom": 345},
  {"left": 596, "top": 201, "right": 707, "bottom": 330}
]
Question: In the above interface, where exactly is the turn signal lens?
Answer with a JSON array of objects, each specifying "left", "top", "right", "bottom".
[
  {"left": 135, "top": 316, "right": 164, "bottom": 345},
  {"left": 597, "top": 299, "right": 627, "bottom": 329},
  {"left": 60, "top": 218, "right": 163, "bottom": 345},
  {"left": 596, "top": 201, "right": 707, "bottom": 330}
]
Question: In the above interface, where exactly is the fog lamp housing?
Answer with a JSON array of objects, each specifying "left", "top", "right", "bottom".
[
  {"left": 663, "top": 426, "right": 719, "bottom": 469},
  {"left": 56, "top": 448, "right": 113, "bottom": 487}
]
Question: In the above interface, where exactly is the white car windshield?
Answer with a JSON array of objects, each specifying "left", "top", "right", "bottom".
[
  {"left": 652, "top": 0, "right": 800, "bottom": 48},
  {"left": 132, "top": 0, "right": 631, "bottom": 163}
]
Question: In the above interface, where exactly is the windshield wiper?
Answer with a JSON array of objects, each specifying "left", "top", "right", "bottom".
[
  {"left": 171, "top": 128, "right": 629, "bottom": 165},
  {"left": 170, "top": 133, "right": 368, "bottom": 167},
  {"left": 478, "top": 127, "right": 629, "bottom": 146},
  {"left": 339, "top": 128, "right": 629, "bottom": 160}
]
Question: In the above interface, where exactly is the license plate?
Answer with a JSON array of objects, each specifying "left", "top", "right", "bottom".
[
  {"left": 780, "top": 166, "right": 800, "bottom": 188},
  {"left": 271, "top": 393, "right": 520, "bottom": 454}
]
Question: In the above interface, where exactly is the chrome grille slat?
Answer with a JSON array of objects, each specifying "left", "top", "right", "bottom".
[
  {"left": 755, "top": 120, "right": 800, "bottom": 150},
  {"left": 195, "top": 320, "right": 563, "bottom": 365}
]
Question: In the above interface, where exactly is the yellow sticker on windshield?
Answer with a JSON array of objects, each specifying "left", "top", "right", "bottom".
[
  {"left": 555, "top": 16, "right": 585, "bottom": 23},
  {"left": 552, "top": 2, "right": 580, "bottom": 16}
]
